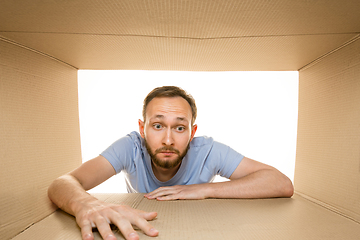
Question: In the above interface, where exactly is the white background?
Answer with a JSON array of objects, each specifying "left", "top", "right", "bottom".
[{"left": 78, "top": 70, "right": 299, "bottom": 193}]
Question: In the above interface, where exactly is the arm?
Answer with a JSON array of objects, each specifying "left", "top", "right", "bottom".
[
  {"left": 145, "top": 157, "right": 294, "bottom": 200},
  {"left": 48, "top": 155, "right": 158, "bottom": 240}
]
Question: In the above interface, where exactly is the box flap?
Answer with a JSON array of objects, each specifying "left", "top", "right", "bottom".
[
  {"left": 1, "top": 0, "right": 360, "bottom": 70},
  {"left": 295, "top": 36, "right": 360, "bottom": 223},
  {"left": 12, "top": 193, "right": 360, "bottom": 239},
  {"left": 0, "top": 39, "right": 81, "bottom": 239}
]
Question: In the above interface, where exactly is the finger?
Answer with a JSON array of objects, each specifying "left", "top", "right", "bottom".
[
  {"left": 157, "top": 194, "right": 181, "bottom": 201},
  {"left": 141, "top": 211, "right": 158, "bottom": 221},
  {"left": 80, "top": 221, "right": 94, "bottom": 240},
  {"left": 112, "top": 207, "right": 159, "bottom": 238},
  {"left": 153, "top": 190, "right": 178, "bottom": 199},
  {"left": 145, "top": 186, "right": 173, "bottom": 198},
  {"left": 128, "top": 214, "right": 159, "bottom": 237},
  {"left": 131, "top": 208, "right": 158, "bottom": 221},
  {"left": 110, "top": 216, "right": 140, "bottom": 240},
  {"left": 144, "top": 189, "right": 162, "bottom": 199},
  {"left": 94, "top": 216, "right": 116, "bottom": 240},
  {"left": 145, "top": 188, "right": 178, "bottom": 199}
]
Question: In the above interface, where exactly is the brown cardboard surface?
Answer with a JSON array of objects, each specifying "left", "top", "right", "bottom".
[
  {"left": 12, "top": 193, "right": 360, "bottom": 240},
  {"left": 295, "top": 37, "right": 360, "bottom": 222},
  {"left": 1, "top": 0, "right": 360, "bottom": 70},
  {"left": 0, "top": 39, "right": 82, "bottom": 239},
  {"left": 2, "top": 0, "right": 359, "bottom": 36},
  {"left": 1, "top": 32, "right": 356, "bottom": 71},
  {"left": 1, "top": 0, "right": 360, "bottom": 239}
]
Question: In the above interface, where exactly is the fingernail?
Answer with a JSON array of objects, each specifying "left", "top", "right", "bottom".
[
  {"left": 150, "top": 228, "right": 158, "bottom": 233},
  {"left": 105, "top": 235, "right": 115, "bottom": 240},
  {"left": 129, "top": 232, "right": 138, "bottom": 238},
  {"left": 84, "top": 234, "right": 92, "bottom": 240}
]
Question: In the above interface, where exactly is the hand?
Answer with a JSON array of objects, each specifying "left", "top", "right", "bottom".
[
  {"left": 144, "top": 184, "right": 210, "bottom": 201},
  {"left": 74, "top": 199, "right": 159, "bottom": 240}
]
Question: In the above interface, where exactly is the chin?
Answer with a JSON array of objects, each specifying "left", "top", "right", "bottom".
[{"left": 153, "top": 157, "right": 182, "bottom": 169}]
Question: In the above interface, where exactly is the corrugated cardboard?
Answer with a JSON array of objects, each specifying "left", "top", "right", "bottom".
[
  {"left": 0, "top": 39, "right": 82, "bottom": 239},
  {"left": 1, "top": 32, "right": 356, "bottom": 71},
  {"left": 1, "top": 0, "right": 360, "bottom": 239},
  {"left": 1, "top": 0, "right": 359, "bottom": 70},
  {"left": 295, "top": 36, "right": 360, "bottom": 223},
  {"left": 11, "top": 193, "right": 360, "bottom": 240}
]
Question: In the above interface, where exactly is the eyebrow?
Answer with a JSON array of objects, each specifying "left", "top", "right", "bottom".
[
  {"left": 152, "top": 115, "right": 164, "bottom": 120},
  {"left": 176, "top": 117, "right": 187, "bottom": 122},
  {"left": 151, "top": 115, "right": 188, "bottom": 123}
]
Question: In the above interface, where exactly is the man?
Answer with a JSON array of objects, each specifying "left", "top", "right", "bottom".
[{"left": 48, "top": 86, "right": 294, "bottom": 240}]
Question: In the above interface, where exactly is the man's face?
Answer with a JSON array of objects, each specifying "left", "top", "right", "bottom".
[{"left": 139, "top": 96, "right": 197, "bottom": 170}]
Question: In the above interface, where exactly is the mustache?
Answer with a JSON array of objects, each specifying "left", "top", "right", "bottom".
[{"left": 154, "top": 146, "right": 180, "bottom": 155}]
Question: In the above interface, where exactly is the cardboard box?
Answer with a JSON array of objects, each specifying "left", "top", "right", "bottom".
[
  {"left": 10, "top": 193, "right": 360, "bottom": 239},
  {"left": 1, "top": 1, "right": 359, "bottom": 239}
]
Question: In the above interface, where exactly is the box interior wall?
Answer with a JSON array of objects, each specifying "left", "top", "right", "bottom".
[{"left": 1, "top": 1, "right": 360, "bottom": 239}]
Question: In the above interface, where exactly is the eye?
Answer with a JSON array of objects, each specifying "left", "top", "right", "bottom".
[
  {"left": 153, "top": 123, "right": 163, "bottom": 130},
  {"left": 176, "top": 126, "right": 185, "bottom": 132}
]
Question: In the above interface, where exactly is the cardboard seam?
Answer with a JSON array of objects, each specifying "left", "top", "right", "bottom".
[
  {"left": 10, "top": 208, "right": 58, "bottom": 240},
  {"left": 0, "top": 61, "right": 72, "bottom": 81},
  {"left": 298, "top": 34, "right": 360, "bottom": 71},
  {"left": 1, "top": 30, "right": 359, "bottom": 41},
  {"left": 130, "top": 194, "right": 145, "bottom": 209},
  {"left": 11, "top": 222, "right": 36, "bottom": 239},
  {"left": 11, "top": 194, "right": 112, "bottom": 239},
  {"left": 295, "top": 191, "right": 360, "bottom": 224},
  {"left": 90, "top": 193, "right": 144, "bottom": 209},
  {"left": 0, "top": 35, "right": 78, "bottom": 70}
]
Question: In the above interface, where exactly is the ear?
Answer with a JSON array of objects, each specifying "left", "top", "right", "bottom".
[
  {"left": 190, "top": 124, "right": 197, "bottom": 141},
  {"left": 138, "top": 119, "right": 145, "bottom": 138}
]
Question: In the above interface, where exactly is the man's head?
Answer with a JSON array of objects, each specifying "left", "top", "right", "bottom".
[
  {"left": 139, "top": 86, "right": 198, "bottom": 170},
  {"left": 142, "top": 86, "right": 197, "bottom": 125}
]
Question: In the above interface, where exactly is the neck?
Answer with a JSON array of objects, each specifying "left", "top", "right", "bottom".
[{"left": 151, "top": 161, "right": 181, "bottom": 182}]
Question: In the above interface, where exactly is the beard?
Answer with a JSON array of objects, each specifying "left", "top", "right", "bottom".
[{"left": 144, "top": 137, "right": 190, "bottom": 169}]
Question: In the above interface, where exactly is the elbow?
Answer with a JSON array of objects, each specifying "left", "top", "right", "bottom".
[
  {"left": 281, "top": 178, "right": 294, "bottom": 198},
  {"left": 47, "top": 176, "right": 65, "bottom": 204},
  {"left": 284, "top": 185, "right": 294, "bottom": 198},
  {"left": 47, "top": 174, "right": 77, "bottom": 207},
  {"left": 47, "top": 177, "right": 58, "bottom": 200}
]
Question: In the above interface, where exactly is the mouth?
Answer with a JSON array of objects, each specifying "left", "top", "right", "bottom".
[
  {"left": 159, "top": 151, "right": 176, "bottom": 156},
  {"left": 155, "top": 147, "right": 180, "bottom": 155}
]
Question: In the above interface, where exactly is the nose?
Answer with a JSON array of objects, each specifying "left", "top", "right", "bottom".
[{"left": 162, "top": 128, "right": 174, "bottom": 146}]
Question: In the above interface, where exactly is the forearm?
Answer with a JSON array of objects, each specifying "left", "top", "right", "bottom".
[
  {"left": 207, "top": 169, "right": 294, "bottom": 199},
  {"left": 145, "top": 169, "right": 293, "bottom": 201},
  {"left": 48, "top": 174, "right": 97, "bottom": 216}
]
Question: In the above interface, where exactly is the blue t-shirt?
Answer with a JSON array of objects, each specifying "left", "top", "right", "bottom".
[{"left": 101, "top": 131, "right": 244, "bottom": 193}]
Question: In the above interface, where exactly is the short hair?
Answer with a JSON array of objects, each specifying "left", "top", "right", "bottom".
[{"left": 142, "top": 86, "right": 197, "bottom": 124}]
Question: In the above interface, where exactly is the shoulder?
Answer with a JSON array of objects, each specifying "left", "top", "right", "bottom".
[
  {"left": 190, "top": 136, "right": 231, "bottom": 152},
  {"left": 190, "top": 135, "right": 214, "bottom": 148},
  {"left": 189, "top": 136, "right": 243, "bottom": 163},
  {"left": 109, "top": 131, "right": 143, "bottom": 149},
  {"left": 188, "top": 136, "right": 228, "bottom": 159},
  {"left": 100, "top": 131, "right": 145, "bottom": 173},
  {"left": 127, "top": 131, "right": 143, "bottom": 145},
  {"left": 101, "top": 131, "right": 144, "bottom": 161}
]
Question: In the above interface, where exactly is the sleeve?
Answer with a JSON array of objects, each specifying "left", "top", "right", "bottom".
[
  {"left": 211, "top": 141, "right": 245, "bottom": 178},
  {"left": 100, "top": 134, "right": 135, "bottom": 174}
]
